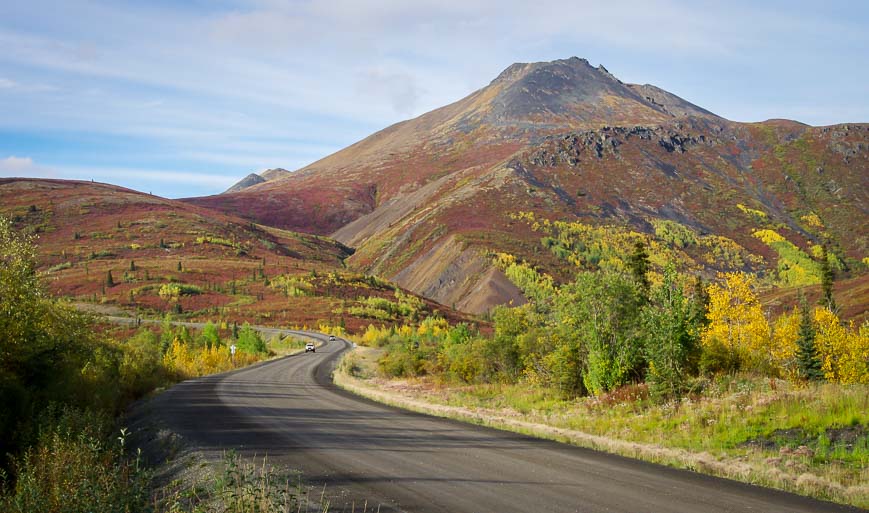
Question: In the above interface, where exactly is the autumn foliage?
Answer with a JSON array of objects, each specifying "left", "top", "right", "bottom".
[
  {"left": 702, "top": 272, "right": 868, "bottom": 384},
  {"left": 373, "top": 254, "right": 868, "bottom": 401}
]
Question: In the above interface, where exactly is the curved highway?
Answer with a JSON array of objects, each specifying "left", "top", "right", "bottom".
[{"left": 148, "top": 335, "right": 859, "bottom": 512}]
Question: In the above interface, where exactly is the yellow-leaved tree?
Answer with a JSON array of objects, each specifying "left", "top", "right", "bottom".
[
  {"left": 702, "top": 273, "right": 772, "bottom": 371},
  {"left": 813, "top": 308, "right": 869, "bottom": 384},
  {"left": 770, "top": 308, "right": 801, "bottom": 379}
]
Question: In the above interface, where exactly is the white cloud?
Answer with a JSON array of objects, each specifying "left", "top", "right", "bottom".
[
  {"left": 57, "top": 166, "right": 237, "bottom": 188},
  {"left": 0, "top": 156, "right": 53, "bottom": 177},
  {"left": 356, "top": 67, "right": 423, "bottom": 116},
  {"left": 0, "top": 78, "right": 16, "bottom": 88}
]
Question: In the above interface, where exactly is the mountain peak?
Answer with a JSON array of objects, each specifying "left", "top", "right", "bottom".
[
  {"left": 491, "top": 57, "right": 593, "bottom": 85},
  {"left": 477, "top": 57, "right": 718, "bottom": 129},
  {"left": 224, "top": 173, "right": 266, "bottom": 194},
  {"left": 259, "top": 168, "right": 291, "bottom": 181}
]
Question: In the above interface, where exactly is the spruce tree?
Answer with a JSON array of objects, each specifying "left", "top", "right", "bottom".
[
  {"left": 691, "top": 276, "right": 710, "bottom": 327},
  {"left": 796, "top": 297, "right": 824, "bottom": 381},
  {"left": 105, "top": 269, "right": 114, "bottom": 287},
  {"left": 627, "top": 240, "right": 650, "bottom": 296},
  {"left": 818, "top": 245, "right": 836, "bottom": 312}
]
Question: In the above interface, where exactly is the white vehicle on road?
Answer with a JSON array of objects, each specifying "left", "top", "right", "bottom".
[
  {"left": 305, "top": 342, "right": 315, "bottom": 353},
  {"left": 329, "top": 335, "right": 336, "bottom": 341}
]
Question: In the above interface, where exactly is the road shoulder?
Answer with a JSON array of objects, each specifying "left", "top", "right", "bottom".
[{"left": 333, "top": 347, "right": 868, "bottom": 510}]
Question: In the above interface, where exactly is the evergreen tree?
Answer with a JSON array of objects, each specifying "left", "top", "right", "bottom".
[
  {"left": 796, "top": 297, "right": 824, "bottom": 381},
  {"left": 160, "top": 314, "right": 174, "bottom": 353},
  {"left": 177, "top": 260, "right": 183, "bottom": 272},
  {"left": 129, "top": 260, "right": 136, "bottom": 272},
  {"left": 105, "top": 269, "right": 114, "bottom": 287},
  {"left": 818, "top": 245, "right": 836, "bottom": 312},
  {"left": 691, "top": 276, "right": 710, "bottom": 327},
  {"left": 627, "top": 240, "right": 650, "bottom": 296}
]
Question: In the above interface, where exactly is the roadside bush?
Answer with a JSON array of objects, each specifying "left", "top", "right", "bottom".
[
  {"left": 557, "top": 272, "right": 645, "bottom": 396},
  {"left": 0, "top": 406, "right": 148, "bottom": 513},
  {"left": 118, "top": 329, "right": 165, "bottom": 399},
  {"left": 642, "top": 267, "right": 702, "bottom": 400},
  {"left": 438, "top": 336, "right": 484, "bottom": 383},
  {"left": 378, "top": 338, "right": 432, "bottom": 378}
]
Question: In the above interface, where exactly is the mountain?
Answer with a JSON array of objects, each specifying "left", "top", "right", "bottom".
[
  {"left": 223, "top": 168, "right": 292, "bottom": 193},
  {"left": 259, "top": 168, "right": 292, "bottom": 181},
  {"left": 184, "top": 58, "right": 869, "bottom": 315},
  {"left": 224, "top": 173, "right": 266, "bottom": 193},
  {"left": 187, "top": 57, "right": 718, "bottom": 233},
  {"left": 0, "top": 178, "right": 472, "bottom": 330}
]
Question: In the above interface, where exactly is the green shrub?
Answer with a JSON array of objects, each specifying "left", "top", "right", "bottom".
[
  {"left": 236, "top": 323, "right": 267, "bottom": 355},
  {"left": 642, "top": 267, "right": 702, "bottom": 400}
]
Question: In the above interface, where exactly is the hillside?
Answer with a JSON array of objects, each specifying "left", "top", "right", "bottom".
[
  {"left": 183, "top": 58, "right": 869, "bottom": 316},
  {"left": 0, "top": 178, "right": 473, "bottom": 330}
]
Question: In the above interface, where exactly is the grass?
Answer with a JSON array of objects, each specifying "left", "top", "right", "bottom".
[
  {"left": 335, "top": 349, "right": 869, "bottom": 508},
  {"left": 154, "top": 452, "right": 336, "bottom": 513}
]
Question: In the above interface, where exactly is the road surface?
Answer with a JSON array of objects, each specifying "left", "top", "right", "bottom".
[{"left": 147, "top": 335, "right": 860, "bottom": 513}]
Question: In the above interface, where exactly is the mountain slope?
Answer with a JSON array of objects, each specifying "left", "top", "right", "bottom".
[
  {"left": 0, "top": 178, "right": 472, "bottom": 330},
  {"left": 182, "top": 58, "right": 868, "bottom": 315}
]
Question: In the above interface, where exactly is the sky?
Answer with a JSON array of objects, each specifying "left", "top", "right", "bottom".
[{"left": 1, "top": 0, "right": 867, "bottom": 198}]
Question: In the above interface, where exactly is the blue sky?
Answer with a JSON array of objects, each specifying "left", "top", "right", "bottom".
[{"left": 1, "top": 0, "right": 867, "bottom": 198}]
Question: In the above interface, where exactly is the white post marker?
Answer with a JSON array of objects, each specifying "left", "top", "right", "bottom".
[{"left": 230, "top": 344, "right": 237, "bottom": 364}]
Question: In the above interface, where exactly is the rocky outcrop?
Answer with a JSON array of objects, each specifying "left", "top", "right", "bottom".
[{"left": 523, "top": 122, "right": 720, "bottom": 167}]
